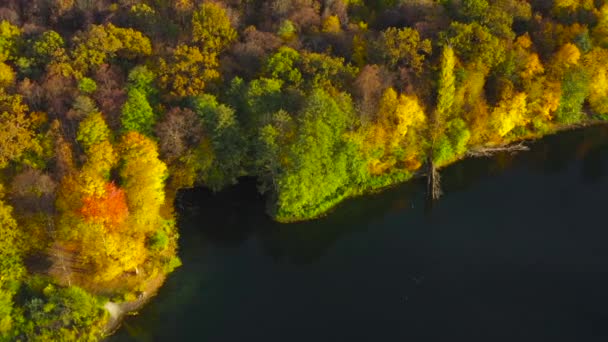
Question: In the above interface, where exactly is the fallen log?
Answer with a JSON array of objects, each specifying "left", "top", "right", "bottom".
[{"left": 466, "top": 142, "right": 529, "bottom": 158}]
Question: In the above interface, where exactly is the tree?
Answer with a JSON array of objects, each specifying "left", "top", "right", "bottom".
[
  {"left": 191, "top": 2, "right": 237, "bottom": 53},
  {"left": 322, "top": 15, "right": 341, "bottom": 33},
  {"left": 554, "top": 67, "right": 590, "bottom": 124},
  {"left": 300, "top": 51, "right": 358, "bottom": 90},
  {"left": 436, "top": 46, "right": 456, "bottom": 122},
  {"left": 158, "top": 44, "right": 219, "bottom": 98},
  {"left": 584, "top": 48, "right": 608, "bottom": 116},
  {"left": 382, "top": 27, "right": 432, "bottom": 73},
  {"left": 118, "top": 132, "right": 168, "bottom": 234},
  {"left": 264, "top": 47, "right": 302, "bottom": 86},
  {"left": 0, "top": 188, "right": 25, "bottom": 335},
  {"left": 192, "top": 95, "right": 246, "bottom": 190},
  {"left": 31, "top": 30, "right": 66, "bottom": 67},
  {"left": 154, "top": 107, "right": 204, "bottom": 162},
  {"left": 490, "top": 91, "right": 528, "bottom": 137},
  {"left": 76, "top": 112, "right": 111, "bottom": 151},
  {"left": 71, "top": 24, "right": 152, "bottom": 75},
  {"left": 593, "top": 5, "right": 608, "bottom": 48},
  {"left": 353, "top": 64, "right": 385, "bottom": 122},
  {"left": 79, "top": 182, "right": 128, "bottom": 228},
  {"left": 443, "top": 21, "right": 505, "bottom": 70},
  {"left": 0, "top": 91, "right": 38, "bottom": 168},
  {"left": 274, "top": 89, "right": 357, "bottom": 219},
  {"left": 121, "top": 88, "right": 155, "bottom": 135},
  {"left": 0, "top": 20, "right": 20, "bottom": 62}
]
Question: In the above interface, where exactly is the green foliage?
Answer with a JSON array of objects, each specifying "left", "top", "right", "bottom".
[
  {"left": 16, "top": 285, "right": 107, "bottom": 341},
  {"left": 0, "top": 195, "right": 25, "bottom": 336},
  {"left": 127, "top": 65, "right": 157, "bottom": 99},
  {"left": 443, "top": 21, "right": 506, "bottom": 69},
  {"left": 192, "top": 95, "right": 246, "bottom": 190},
  {"left": 278, "top": 20, "right": 297, "bottom": 40},
  {"left": 148, "top": 230, "right": 169, "bottom": 252},
  {"left": 446, "top": 118, "right": 471, "bottom": 156},
  {"left": 265, "top": 47, "right": 302, "bottom": 86},
  {"left": 555, "top": 67, "right": 590, "bottom": 124},
  {"left": 458, "top": 0, "right": 489, "bottom": 22},
  {"left": 273, "top": 89, "right": 360, "bottom": 219},
  {"left": 78, "top": 77, "right": 97, "bottom": 94},
  {"left": 32, "top": 30, "right": 65, "bottom": 65},
  {"left": 300, "top": 52, "right": 358, "bottom": 90},
  {"left": 244, "top": 78, "right": 284, "bottom": 127},
  {"left": 77, "top": 112, "right": 111, "bottom": 150},
  {"left": 121, "top": 88, "right": 156, "bottom": 135},
  {"left": 0, "top": 21, "right": 21, "bottom": 62}
]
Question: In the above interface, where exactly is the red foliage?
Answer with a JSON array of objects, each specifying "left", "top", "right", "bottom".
[{"left": 79, "top": 182, "right": 129, "bottom": 228}]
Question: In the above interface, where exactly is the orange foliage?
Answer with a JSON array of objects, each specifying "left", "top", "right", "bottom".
[{"left": 79, "top": 182, "right": 128, "bottom": 228}]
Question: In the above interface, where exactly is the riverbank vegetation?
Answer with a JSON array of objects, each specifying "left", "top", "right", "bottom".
[{"left": 1, "top": 0, "right": 608, "bottom": 340}]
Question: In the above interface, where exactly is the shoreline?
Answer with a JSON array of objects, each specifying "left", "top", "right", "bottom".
[
  {"left": 102, "top": 275, "right": 166, "bottom": 338},
  {"left": 274, "top": 120, "right": 608, "bottom": 223}
]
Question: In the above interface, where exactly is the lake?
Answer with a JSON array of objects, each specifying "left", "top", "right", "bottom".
[{"left": 110, "top": 125, "right": 608, "bottom": 341}]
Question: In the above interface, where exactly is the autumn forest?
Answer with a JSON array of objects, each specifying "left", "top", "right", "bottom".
[{"left": 1, "top": 0, "right": 608, "bottom": 340}]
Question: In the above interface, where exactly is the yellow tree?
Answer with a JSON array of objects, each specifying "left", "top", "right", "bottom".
[
  {"left": 158, "top": 44, "right": 219, "bottom": 98},
  {"left": 584, "top": 48, "right": 608, "bottom": 116},
  {"left": 0, "top": 91, "right": 39, "bottom": 168},
  {"left": 436, "top": 46, "right": 456, "bottom": 123},
  {"left": 118, "top": 132, "right": 168, "bottom": 234},
  {"left": 191, "top": 2, "right": 237, "bottom": 53},
  {"left": 72, "top": 24, "right": 152, "bottom": 76},
  {"left": 490, "top": 92, "right": 528, "bottom": 138}
]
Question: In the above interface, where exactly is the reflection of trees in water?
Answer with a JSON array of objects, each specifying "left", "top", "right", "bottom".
[
  {"left": 177, "top": 177, "right": 424, "bottom": 265},
  {"left": 439, "top": 126, "right": 608, "bottom": 195}
]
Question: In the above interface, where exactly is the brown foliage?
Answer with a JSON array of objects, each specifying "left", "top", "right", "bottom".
[{"left": 155, "top": 107, "right": 204, "bottom": 162}]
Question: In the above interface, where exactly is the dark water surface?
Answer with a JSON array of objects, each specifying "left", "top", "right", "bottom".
[{"left": 111, "top": 125, "right": 608, "bottom": 341}]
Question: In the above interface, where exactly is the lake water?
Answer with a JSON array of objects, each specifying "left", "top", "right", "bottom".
[{"left": 110, "top": 125, "right": 608, "bottom": 341}]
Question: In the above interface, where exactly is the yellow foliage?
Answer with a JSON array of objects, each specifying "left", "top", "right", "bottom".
[
  {"left": 72, "top": 24, "right": 152, "bottom": 74},
  {"left": 521, "top": 53, "right": 545, "bottom": 79},
  {"left": 119, "top": 132, "right": 168, "bottom": 233},
  {"left": 82, "top": 140, "right": 117, "bottom": 179},
  {"left": 394, "top": 93, "right": 426, "bottom": 138},
  {"left": 589, "top": 67, "right": 608, "bottom": 115},
  {"left": 491, "top": 92, "right": 528, "bottom": 137},
  {"left": 515, "top": 33, "right": 533, "bottom": 49},
  {"left": 0, "top": 62, "right": 15, "bottom": 88},
  {"left": 552, "top": 43, "right": 581, "bottom": 69},
  {"left": 364, "top": 88, "right": 426, "bottom": 172},
  {"left": 322, "top": 15, "right": 341, "bottom": 34},
  {"left": 377, "top": 88, "right": 426, "bottom": 144},
  {"left": 158, "top": 44, "right": 219, "bottom": 98}
]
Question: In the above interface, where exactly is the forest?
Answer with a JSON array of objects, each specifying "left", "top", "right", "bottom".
[{"left": 1, "top": 0, "right": 608, "bottom": 340}]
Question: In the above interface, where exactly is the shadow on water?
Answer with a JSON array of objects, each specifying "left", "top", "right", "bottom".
[{"left": 110, "top": 124, "right": 608, "bottom": 342}]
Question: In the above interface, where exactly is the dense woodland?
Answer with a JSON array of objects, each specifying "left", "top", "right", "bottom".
[{"left": 1, "top": 0, "right": 608, "bottom": 340}]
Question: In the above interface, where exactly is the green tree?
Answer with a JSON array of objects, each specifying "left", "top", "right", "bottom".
[
  {"left": 264, "top": 47, "right": 302, "bottom": 86},
  {"left": 274, "top": 89, "right": 357, "bottom": 219},
  {"left": 443, "top": 21, "right": 505, "bottom": 70},
  {"left": 555, "top": 67, "right": 590, "bottom": 124},
  {"left": 121, "top": 88, "right": 155, "bottom": 135},
  {"left": 77, "top": 112, "right": 112, "bottom": 151},
  {"left": 192, "top": 95, "right": 246, "bottom": 190}
]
